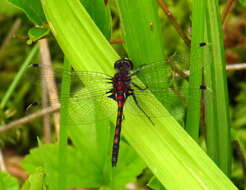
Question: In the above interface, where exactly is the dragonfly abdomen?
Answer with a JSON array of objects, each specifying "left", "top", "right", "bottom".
[{"left": 112, "top": 102, "right": 124, "bottom": 167}]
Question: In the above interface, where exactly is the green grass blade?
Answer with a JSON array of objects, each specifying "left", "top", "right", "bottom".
[
  {"left": 0, "top": 44, "right": 38, "bottom": 110},
  {"left": 185, "top": 0, "right": 205, "bottom": 141},
  {"left": 203, "top": 24, "right": 220, "bottom": 165},
  {"left": 57, "top": 59, "right": 71, "bottom": 190},
  {"left": 205, "top": 0, "right": 232, "bottom": 176},
  {"left": 41, "top": 0, "right": 237, "bottom": 189}
]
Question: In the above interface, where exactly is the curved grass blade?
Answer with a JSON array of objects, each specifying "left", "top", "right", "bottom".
[{"left": 204, "top": 0, "right": 232, "bottom": 176}]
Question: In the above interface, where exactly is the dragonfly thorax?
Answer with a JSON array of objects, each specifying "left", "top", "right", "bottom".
[{"left": 114, "top": 57, "right": 133, "bottom": 73}]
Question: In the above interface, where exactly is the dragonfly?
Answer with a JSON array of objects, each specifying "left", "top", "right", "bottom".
[{"left": 28, "top": 56, "right": 210, "bottom": 167}]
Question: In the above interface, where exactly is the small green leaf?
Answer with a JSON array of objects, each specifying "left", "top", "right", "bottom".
[
  {"left": 0, "top": 172, "right": 19, "bottom": 190},
  {"left": 8, "top": 0, "right": 46, "bottom": 25},
  {"left": 148, "top": 177, "right": 166, "bottom": 190},
  {"left": 21, "top": 167, "right": 46, "bottom": 190},
  {"left": 27, "top": 27, "right": 50, "bottom": 44}
]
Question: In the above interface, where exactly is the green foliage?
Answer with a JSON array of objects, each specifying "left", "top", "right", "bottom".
[
  {"left": 239, "top": 0, "right": 246, "bottom": 5},
  {"left": 57, "top": 59, "right": 70, "bottom": 190},
  {"left": 8, "top": 0, "right": 46, "bottom": 25},
  {"left": 148, "top": 177, "right": 166, "bottom": 190},
  {"left": 20, "top": 167, "right": 47, "bottom": 190},
  {"left": 21, "top": 140, "right": 145, "bottom": 189},
  {"left": 234, "top": 83, "right": 246, "bottom": 130},
  {"left": 0, "top": 45, "right": 39, "bottom": 110},
  {"left": 80, "top": 0, "right": 112, "bottom": 40},
  {"left": 0, "top": 0, "right": 245, "bottom": 189},
  {"left": 0, "top": 171, "right": 19, "bottom": 190},
  {"left": 204, "top": 0, "right": 231, "bottom": 175},
  {"left": 185, "top": 0, "right": 205, "bottom": 141},
  {"left": 116, "top": 0, "right": 165, "bottom": 66},
  {"left": 0, "top": 0, "right": 19, "bottom": 15},
  {"left": 27, "top": 28, "right": 50, "bottom": 45},
  {"left": 39, "top": 0, "right": 237, "bottom": 189}
]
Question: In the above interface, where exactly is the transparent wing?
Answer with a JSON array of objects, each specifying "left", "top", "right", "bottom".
[
  {"left": 65, "top": 90, "right": 117, "bottom": 126},
  {"left": 25, "top": 61, "right": 211, "bottom": 125},
  {"left": 26, "top": 65, "right": 118, "bottom": 125},
  {"left": 127, "top": 61, "right": 212, "bottom": 120},
  {"left": 130, "top": 60, "right": 189, "bottom": 91},
  {"left": 125, "top": 86, "right": 212, "bottom": 121}
]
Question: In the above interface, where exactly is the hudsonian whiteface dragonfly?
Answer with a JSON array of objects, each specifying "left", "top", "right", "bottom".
[{"left": 28, "top": 56, "right": 211, "bottom": 167}]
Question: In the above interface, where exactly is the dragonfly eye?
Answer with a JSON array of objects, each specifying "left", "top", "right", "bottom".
[{"left": 114, "top": 58, "right": 133, "bottom": 71}]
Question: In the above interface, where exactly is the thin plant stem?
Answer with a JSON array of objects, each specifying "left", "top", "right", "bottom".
[
  {"left": 156, "top": 0, "right": 191, "bottom": 47},
  {"left": 0, "top": 19, "right": 21, "bottom": 55},
  {"left": 39, "top": 39, "right": 60, "bottom": 136},
  {"left": 39, "top": 40, "right": 52, "bottom": 143},
  {"left": 0, "top": 44, "right": 39, "bottom": 109},
  {"left": 110, "top": 39, "right": 124, "bottom": 44},
  {"left": 0, "top": 105, "right": 59, "bottom": 135},
  {"left": 226, "top": 63, "right": 246, "bottom": 71},
  {"left": 221, "top": 0, "right": 237, "bottom": 26},
  {"left": 0, "top": 149, "right": 6, "bottom": 171}
]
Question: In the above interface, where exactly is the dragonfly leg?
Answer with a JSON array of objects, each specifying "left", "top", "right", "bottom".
[
  {"left": 106, "top": 90, "right": 117, "bottom": 100},
  {"left": 131, "top": 82, "right": 148, "bottom": 91},
  {"left": 128, "top": 65, "right": 146, "bottom": 77},
  {"left": 106, "top": 90, "right": 112, "bottom": 94},
  {"left": 131, "top": 93, "right": 155, "bottom": 125},
  {"left": 106, "top": 76, "right": 113, "bottom": 79}
]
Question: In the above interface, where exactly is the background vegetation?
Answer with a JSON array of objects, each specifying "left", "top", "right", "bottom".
[{"left": 0, "top": 0, "right": 245, "bottom": 189}]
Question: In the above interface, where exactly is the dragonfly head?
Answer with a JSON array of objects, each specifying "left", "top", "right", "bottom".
[{"left": 114, "top": 57, "right": 133, "bottom": 72}]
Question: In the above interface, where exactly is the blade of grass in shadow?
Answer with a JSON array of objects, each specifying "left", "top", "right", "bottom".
[
  {"left": 80, "top": 0, "right": 112, "bottom": 40},
  {"left": 185, "top": 0, "right": 205, "bottom": 141},
  {"left": 0, "top": 44, "right": 39, "bottom": 110},
  {"left": 205, "top": 0, "right": 232, "bottom": 176},
  {"left": 41, "top": 0, "right": 237, "bottom": 189},
  {"left": 117, "top": 0, "right": 166, "bottom": 66}
]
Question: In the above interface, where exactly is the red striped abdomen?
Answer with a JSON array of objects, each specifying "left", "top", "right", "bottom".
[{"left": 112, "top": 95, "right": 125, "bottom": 167}]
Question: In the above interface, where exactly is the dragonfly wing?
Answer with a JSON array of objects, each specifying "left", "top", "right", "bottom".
[
  {"left": 56, "top": 71, "right": 118, "bottom": 125},
  {"left": 125, "top": 86, "right": 212, "bottom": 121},
  {"left": 27, "top": 65, "right": 117, "bottom": 125},
  {"left": 131, "top": 61, "right": 174, "bottom": 91},
  {"left": 66, "top": 91, "right": 117, "bottom": 126},
  {"left": 127, "top": 61, "right": 212, "bottom": 120}
]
